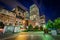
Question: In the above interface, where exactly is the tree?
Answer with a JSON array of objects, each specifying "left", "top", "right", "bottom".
[
  {"left": 46, "top": 20, "right": 53, "bottom": 29},
  {"left": 34, "top": 26, "right": 39, "bottom": 31},
  {"left": 27, "top": 24, "right": 33, "bottom": 31},
  {"left": 54, "top": 18, "right": 60, "bottom": 29}
]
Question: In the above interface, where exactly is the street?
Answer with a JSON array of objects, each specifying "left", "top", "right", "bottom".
[{"left": 1, "top": 32, "right": 59, "bottom": 40}]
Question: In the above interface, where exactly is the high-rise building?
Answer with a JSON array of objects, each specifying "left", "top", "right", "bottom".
[
  {"left": 30, "top": 4, "right": 40, "bottom": 22},
  {"left": 30, "top": 4, "right": 39, "bottom": 15},
  {"left": 30, "top": 4, "right": 45, "bottom": 28},
  {"left": 40, "top": 15, "right": 45, "bottom": 26},
  {"left": 30, "top": 4, "right": 40, "bottom": 25}
]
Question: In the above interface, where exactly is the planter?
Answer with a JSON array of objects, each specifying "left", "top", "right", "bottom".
[
  {"left": 51, "top": 29, "right": 57, "bottom": 36},
  {"left": 57, "top": 29, "right": 60, "bottom": 34},
  {"left": 3, "top": 26, "right": 14, "bottom": 33}
]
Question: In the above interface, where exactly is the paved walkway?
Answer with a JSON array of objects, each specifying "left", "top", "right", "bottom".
[
  {"left": 0, "top": 32, "right": 19, "bottom": 40},
  {"left": 2, "top": 32, "right": 57, "bottom": 40},
  {"left": 0, "top": 32, "right": 60, "bottom": 40}
]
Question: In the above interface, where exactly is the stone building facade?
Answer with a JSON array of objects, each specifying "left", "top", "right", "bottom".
[
  {"left": 0, "top": 7, "right": 16, "bottom": 26},
  {"left": 0, "top": 6, "right": 27, "bottom": 26}
]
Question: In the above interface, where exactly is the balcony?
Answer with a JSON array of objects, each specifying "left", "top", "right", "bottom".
[{"left": 16, "top": 15, "right": 24, "bottom": 20}]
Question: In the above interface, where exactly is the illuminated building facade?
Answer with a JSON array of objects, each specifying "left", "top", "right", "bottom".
[
  {"left": 30, "top": 4, "right": 39, "bottom": 21},
  {"left": 0, "top": 6, "right": 27, "bottom": 27},
  {"left": 0, "top": 7, "right": 16, "bottom": 26},
  {"left": 30, "top": 4, "right": 45, "bottom": 28},
  {"left": 13, "top": 6, "right": 29, "bottom": 28},
  {"left": 0, "top": 4, "right": 45, "bottom": 30}
]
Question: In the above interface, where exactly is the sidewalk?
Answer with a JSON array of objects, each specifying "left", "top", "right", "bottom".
[
  {"left": 52, "top": 35, "right": 60, "bottom": 40},
  {"left": 0, "top": 32, "right": 60, "bottom": 40},
  {"left": 0, "top": 32, "right": 19, "bottom": 40}
]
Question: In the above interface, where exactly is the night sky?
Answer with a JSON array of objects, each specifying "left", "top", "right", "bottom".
[{"left": 0, "top": 0, "right": 60, "bottom": 22}]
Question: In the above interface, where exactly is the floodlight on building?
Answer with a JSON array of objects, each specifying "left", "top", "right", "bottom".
[{"left": 23, "top": 20, "right": 25, "bottom": 24}]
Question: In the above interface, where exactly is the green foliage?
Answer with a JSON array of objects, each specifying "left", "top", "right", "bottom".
[
  {"left": 46, "top": 20, "right": 53, "bottom": 29},
  {"left": 23, "top": 29, "right": 27, "bottom": 32},
  {"left": 34, "top": 26, "right": 39, "bottom": 31},
  {"left": 54, "top": 18, "right": 60, "bottom": 29},
  {"left": 27, "top": 24, "right": 33, "bottom": 31},
  {"left": 47, "top": 17, "right": 60, "bottom": 29}
]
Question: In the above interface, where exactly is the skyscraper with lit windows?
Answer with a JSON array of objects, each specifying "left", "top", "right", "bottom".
[{"left": 30, "top": 4, "right": 45, "bottom": 28}]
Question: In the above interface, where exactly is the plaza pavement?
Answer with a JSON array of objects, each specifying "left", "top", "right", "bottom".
[{"left": 0, "top": 32, "right": 60, "bottom": 40}]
